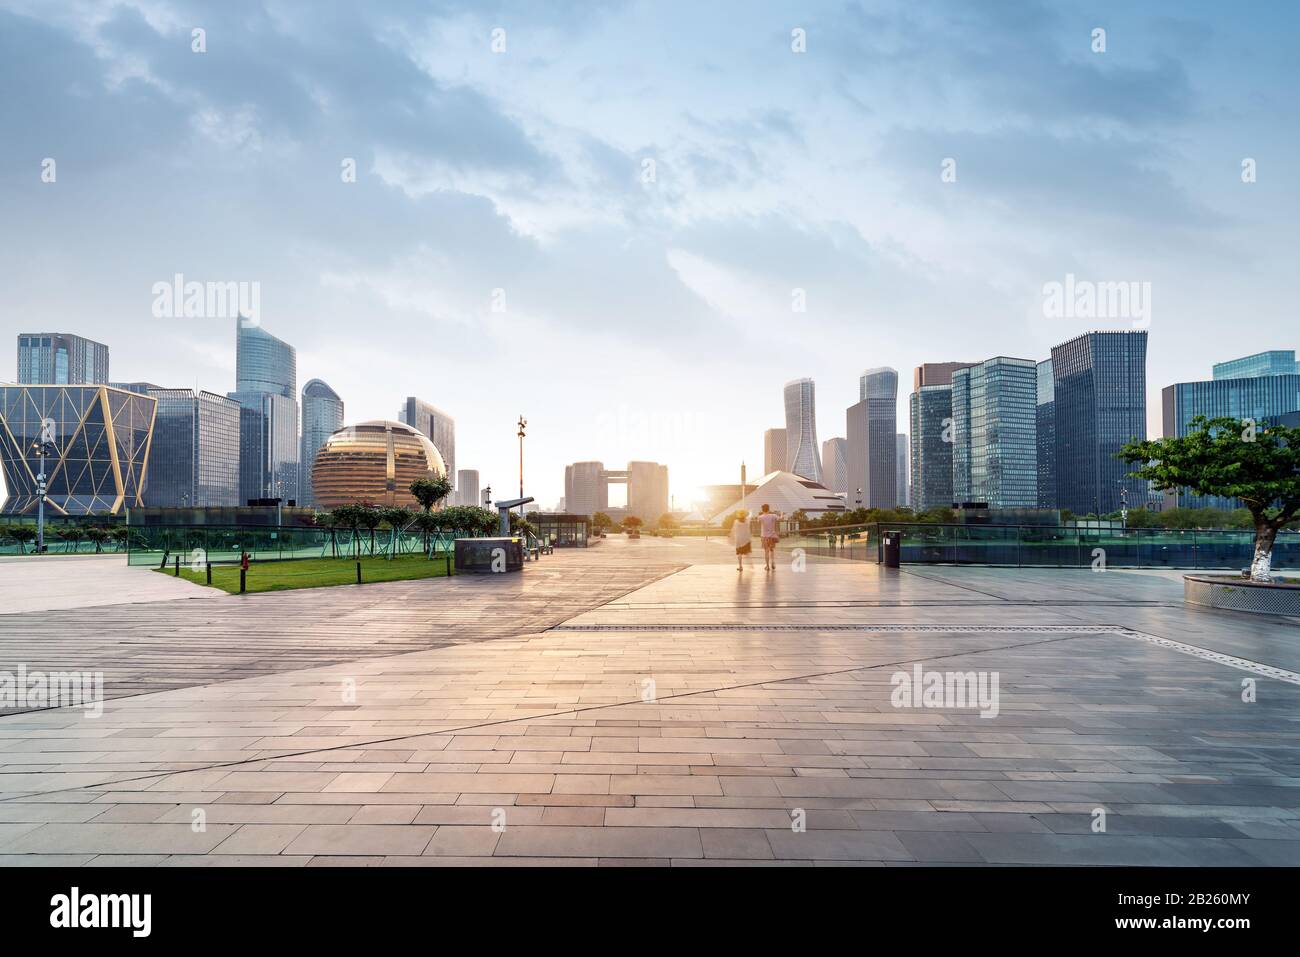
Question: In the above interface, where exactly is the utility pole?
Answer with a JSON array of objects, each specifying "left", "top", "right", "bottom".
[{"left": 32, "top": 417, "right": 56, "bottom": 554}]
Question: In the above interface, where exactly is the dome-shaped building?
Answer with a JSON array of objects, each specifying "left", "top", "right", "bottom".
[{"left": 311, "top": 420, "right": 447, "bottom": 509}]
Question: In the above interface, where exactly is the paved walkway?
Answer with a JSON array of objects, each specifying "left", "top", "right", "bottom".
[{"left": 0, "top": 538, "right": 1297, "bottom": 865}]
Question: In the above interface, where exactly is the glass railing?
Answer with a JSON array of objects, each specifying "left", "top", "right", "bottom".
[
  {"left": 835, "top": 522, "right": 1300, "bottom": 570},
  {"left": 125, "top": 524, "right": 488, "bottom": 566}
]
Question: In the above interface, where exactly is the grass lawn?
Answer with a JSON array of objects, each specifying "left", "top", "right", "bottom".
[{"left": 155, "top": 553, "right": 454, "bottom": 594}]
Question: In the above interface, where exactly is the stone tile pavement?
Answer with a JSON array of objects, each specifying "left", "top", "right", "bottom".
[{"left": 0, "top": 537, "right": 1297, "bottom": 865}]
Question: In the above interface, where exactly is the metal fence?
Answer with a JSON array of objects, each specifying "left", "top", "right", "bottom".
[{"left": 780, "top": 522, "right": 1298, "bottom": 570}]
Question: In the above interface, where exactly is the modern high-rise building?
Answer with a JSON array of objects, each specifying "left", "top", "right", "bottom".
[
  {"left": 895, "top": 433, "right": 909, "bottom": 507},
  {"left": 763, "top": 428, "right": 787, "bottom": 476},
  {"left": 228, "top": 320, "right": 300, "bottom": 504},
  {"left": 951, "top": 357, "right": 1038, "bottom": 508},
  {"left": 627, "top": 461, "right": 670, "bottom": 522},
  {"left": 913, "top": 362, "right": 974, "bottom": 391},
  {"left": 1036, "top": 359, "right": 1056, "bottom": 508},
  {"left": 1051, "top": 330, "right": 1147, "bottom": 516},
  {"left": 846, "top": 368, "right": 898, "bottom": 508},
  {"left": 455, "top": 469, "right": 481, "bottom": 507},
  {"left": 0, "top": 384, "right": 154, "bottom": 515},
  {"left": 1212, "top": 350, "right": 1299, "bottom": 381},
  {"left": 399, "top": 397, "right": 455, "bottom": 485},
  {"left": 16, "top": 333, "right": 109, "bottom": 384},
  {"left": 1162, "top": 365, "right": 1300, "bottom": 509},
  {"left": 144, "top": 389, "right": 240, "bottom": 507},
  {"left": 564, "top": 461, "right": 608, "bottom": 516},
  {"left": 820, "top": 437, "right": 848, "bottom": 499},
  {"left": 909, "top": 385, "right": 955, "bottom": 511},
  {"left": 783, "top": 379, "right": 822, "bottom": 482},
  {"left": 300, "top": 379, "right": 344, "bottom": 507}
]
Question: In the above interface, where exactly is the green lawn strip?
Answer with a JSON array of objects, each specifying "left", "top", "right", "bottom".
[{"left": 153, "top": 554, "right": 453, "bottom": 594}]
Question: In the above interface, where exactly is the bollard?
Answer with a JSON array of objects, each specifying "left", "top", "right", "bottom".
[
  {"left": 356, "top": 561, "right": 361, "bottom": 584},
  {"left": 239, "top": 568, "right": 246, "bottom": 593},
  {"left": 446, "top": 553, "right": 451, "bottom": 577},
  {"left": 206, "top": 562, "right": 212, "bottom": 585},
  {"left": 174, "top": 555, "right": 180, "bottom": 576}
]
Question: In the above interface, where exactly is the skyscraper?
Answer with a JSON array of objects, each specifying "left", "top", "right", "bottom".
[
  {"left": 16, "top": 333, "right": 109, "bottom": 384},
  {"left": 895, "top": 433, "right": 909, "bottom": 507},
  {"left": 1036, "top": 359, "right": 1056, "bottom": 508},
  {"left": 1212, "top": 350, "right": 1299, "bottom": 380},
  {"left": 564, "top": 462, "right": 607, "bottom": 516},
  {"left": 228, "top": 320, "right": 300, "bottom": 504},
  {"left": 300, "top": 379, "right": 344, "bottom": 507},
  {"left": 455, "top": 469, "right": 481, "bottom": 507},
  {"left": 627, "top": 461, "right": 670, "bottom": 522},
  {"left": 783, "top": 379, "right": 822, "bottom": 481},
  {"left": 1051, "top": 331, "right": 1147, "bottom": 516},
  {"left": 910, "top": 385, "right": 955, "bottom": 511},
  {"left": 763, "top": 428, "right": 787, "bottom": 476},
  {"left": 951, "top": 357, "right": 1038, "bottom": 507},
  {"left": 846, "top": 368, "right": 898, "bottom": 508},
  {"left": 144, "top": 389, "right": 241, "bottom": 507},
  {"left": 821, "top": 437, "right": 848, "bottom": 498},
  {"left": 399, "top": 397, "right": 455, "bottom": 485},
  {"left": 1162, "top": 364, "right": 1300, "bottom": 509}
]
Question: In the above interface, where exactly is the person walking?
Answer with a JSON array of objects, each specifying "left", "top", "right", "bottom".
[
  {"left": 729, "top": 510, "right": 752, "bottom": 571},
  {"left": 757, "top": 503, "right": 784, "bottom": 571}
]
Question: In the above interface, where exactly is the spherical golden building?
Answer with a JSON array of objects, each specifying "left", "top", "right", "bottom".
[{"left": 311, "top": 420, "right": 448, "bottom": 509}]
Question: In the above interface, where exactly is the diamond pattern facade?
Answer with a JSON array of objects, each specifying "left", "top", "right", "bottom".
[{"left": 0, "top": 384, "right": 156, "bottom": 515}]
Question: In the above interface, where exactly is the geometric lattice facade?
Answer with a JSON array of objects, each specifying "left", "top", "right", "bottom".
[{"left": 0, "top": 384, "right": 156, "bottom": 515}]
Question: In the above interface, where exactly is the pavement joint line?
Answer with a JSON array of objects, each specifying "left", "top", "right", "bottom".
[{"left": 0, "top": 630, "right": 1093, "bottom": 804}]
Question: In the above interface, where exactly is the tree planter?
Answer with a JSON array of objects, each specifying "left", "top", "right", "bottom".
[{"left": 1184, "top": 574, "right": 1300, "bottom": 617}]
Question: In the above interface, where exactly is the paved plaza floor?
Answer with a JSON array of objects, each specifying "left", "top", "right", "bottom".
[{"left": 0, "top": 538, "right": 1297, "bottom": 866}]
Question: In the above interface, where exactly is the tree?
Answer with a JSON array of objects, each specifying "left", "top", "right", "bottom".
[
  {"left": 84, "top": 526, "right": 110, "bottom": 553},
  {"left": 10, "top": 526, "right": 37, "bottom": 554},
  {"left": 622, "top": 515, "right": 644, "bottom": 530},
  {"left": 592, "top": 512, "right": 613, "bottom": 533},
  {"left": 409, "top": 475, "right": 453, "bottom": 513},
  {"left": 56, "top": 525, "right": 82, "bottom": 552},
  {"left": 1119, "top": 415, "right": 1300, "bottom": 581},
  {"left": 379, "top": 506, "right": 413, "bottom": 558},
  {"left": 789, "top": 509, "right": 808, "bottom": 529},
  {"left": 657, "top": 513, "right": 679, "bottom": 530}
]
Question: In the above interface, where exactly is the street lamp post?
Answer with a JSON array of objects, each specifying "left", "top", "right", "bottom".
[
  {"left": 517, "top": 416, "right": 527, "bottom": 518},
  {"left": 33, "top": 442, "right": 49, "bottom": 554},
  {"left": 1119, "top": 484, "right": 1128, "bottom": 529}
]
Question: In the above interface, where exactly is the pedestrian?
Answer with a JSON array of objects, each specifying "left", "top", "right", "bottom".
[
  {"left": 757, "top": 503, "right": 784, "bottom": 571},
  {"left": 729, "top": 510, "right": 752, "bottom": 570}
]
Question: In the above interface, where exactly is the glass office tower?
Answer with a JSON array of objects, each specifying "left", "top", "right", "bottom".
[
  {"left": 399, "top": 397, "right": 455, "bottom": 485},
  {"left": 1051, "top": 331, "right": 1147, "bottom": 516},
  {"left": 300, "top": 379, "right": 344, "bottom": 507},
  {"left": 145, "top": 389, "right": 241, "bottom": 507},
  {"left": 951, "top": 357, "right": 1038, "bottom": 508},
  {"left": 228, "top": 320, "right": 299, "bottom": 504},
  {"left": 763, "top": 428, "right": 787, "bottom": 476},
  {"left": 1162, "top": 371, "right": 1300, "bottom": 509},
  {"left": 1212, "top": 350, "right": 1299, "bottom": 381},
  {"left": 16, "top": 333, "right": 110, "bottom": 384},
  {"left": 821, "top": 437, "right": 848, "bottom": 498},
  {"left": 847, "top": 368, "right": 898, "bottom": 508},
  {"left": 783, "top": 378, "right": 822, "bottom": 482},
  {"left": 909, "top": 385, "right": 955, "bottom": 511},
  {"left": 1036, "top": 359, "right": 1056, "bottom": 508}
]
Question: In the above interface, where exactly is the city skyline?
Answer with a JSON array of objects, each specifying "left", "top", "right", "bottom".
[{"left": 4, "top": 1, "right": 1296, "bottom": 508}]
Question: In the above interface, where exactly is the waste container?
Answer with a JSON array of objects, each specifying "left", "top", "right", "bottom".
[{"left": 882, "top": 530, "right": 901, "bottom": 568}]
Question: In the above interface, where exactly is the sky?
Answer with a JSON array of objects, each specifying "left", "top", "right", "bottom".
[{"left": 2, "top": 0, "right": 1297, "bottom": 509}]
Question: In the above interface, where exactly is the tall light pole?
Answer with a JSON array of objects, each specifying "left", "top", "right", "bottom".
[
  {"left": 1119, "top": 483, "right": 1128, "bottom": 529},
  {"left": 32, "top": 417, "right": 56, "bottom": 554},
  {"left": 517, "top": 415, "right": 527, "bottom": 506}
]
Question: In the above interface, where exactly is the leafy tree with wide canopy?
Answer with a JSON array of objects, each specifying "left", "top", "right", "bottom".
[
  {"left": 1119, "top": 415, "right": 1300, "bottom": 582},
  {"left": 409, "top": 475, "right": 453, "bottom": 513}
]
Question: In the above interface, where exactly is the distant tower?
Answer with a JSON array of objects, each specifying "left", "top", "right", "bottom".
[{"left": 783, "top": 378, "right": 822, "bottom": 481}]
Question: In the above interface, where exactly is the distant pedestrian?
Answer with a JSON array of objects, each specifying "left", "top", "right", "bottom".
[
  {"left": 729, "top": 511, "right": 752, "bottom": 570},
  {"left": 757, "top": 503, "right": 784, "bottom": 570}
]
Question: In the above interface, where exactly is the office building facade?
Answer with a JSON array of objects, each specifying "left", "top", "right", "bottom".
[
  {"left": 455, "top": 469, "right": 481, "bottom": 507},
  {"left": 763, "top": 428, "right": 787, "bottom": 477},
  {"left": 821, "top": 437, "right": 848, "bottom": 499},
  {"left": 564, "top": 461, "right": 608, "bottom": 517},
  {"left": 16, "top": 333, "right": 109, "bottom": 385},
  {"left": 909, "top": 385, "right": 955, "bottom": 511},
  {"left": 229, "top": 320, "right": 299, "bottom": 504},
  {"left": 1161, "top": 371, "right": 1300, "bottom": 509},
  {"left": 895, "top": 433, "right": 909, "bottom": 507},
  {"left": 1212, "top": 350, "right": 1299, "bottom": 381},
  {"left": 399, "top": 397, "right": 455, "bottom": 485},
  {"left": 300, "top": 379, "right": 344, "bottom": 507},
  {"left": 627, "top": 461, "right": 670, "bottom": 522},
  {"left": 783, "top": 379, "right": 822, "bottom": 482},
  {"left": 1051, "top": 330, "right": 1147, "bottom": 516},
  {"left": 951, "top": 357, "right": 1038, "bottom": 508},
  {"left": 846, "top": 367, "right": 898, "bottom": 509},
  {"left": 1036, "top": 359, "right": 1056, "bottom": 508},
  {"left": 0, "top": 384, "right": 154, "bottom": 515},
  {"left": 145, "top": 389, "right": 240, "bottom": 507}
]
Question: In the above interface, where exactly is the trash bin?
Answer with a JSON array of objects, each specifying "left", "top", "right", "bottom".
[{"left": 882, "top": 530, "right": 901, "bottom": 568}]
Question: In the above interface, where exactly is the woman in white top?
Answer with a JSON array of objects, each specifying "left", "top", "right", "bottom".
[{"left": 729, "top": 510, "right": 752, "bottom": 570}]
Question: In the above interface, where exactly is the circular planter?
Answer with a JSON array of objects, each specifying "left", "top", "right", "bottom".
[{"left": 1184, "top": 574, "right": 1300, "bottom": 616}]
